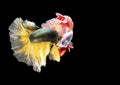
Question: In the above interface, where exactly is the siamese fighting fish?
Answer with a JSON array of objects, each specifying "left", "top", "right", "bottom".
[{"left": 9, "top": 13, "right": 74, "bottom": 72}]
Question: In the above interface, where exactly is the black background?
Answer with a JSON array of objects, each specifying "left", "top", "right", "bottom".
[{"left": 0, "top": 0, "right": 102, "bottom": 84}]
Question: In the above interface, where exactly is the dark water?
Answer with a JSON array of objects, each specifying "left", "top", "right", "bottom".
[{"left": 0, "top": 0, "right": 104, "bottom": 84}]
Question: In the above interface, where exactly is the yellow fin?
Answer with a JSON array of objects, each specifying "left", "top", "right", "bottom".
[
  {"left": 50, "top": 44, "right": 60, "bottom": 62},
  {"left": 9, "top": 18, "right": 52, "bottom": 72}
]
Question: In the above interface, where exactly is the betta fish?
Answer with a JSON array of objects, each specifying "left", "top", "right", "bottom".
[{"left": 9, "top": 13, "right": 74, "bottom": 72}]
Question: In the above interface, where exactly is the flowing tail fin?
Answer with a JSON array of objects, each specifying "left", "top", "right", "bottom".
[{"left": 9, "top": 18, "right": 60, "bottom": 72}]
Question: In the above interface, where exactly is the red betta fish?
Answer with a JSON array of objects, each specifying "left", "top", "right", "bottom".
[{"left": 42, "top": 13, "right": 74, "bottom": 56}]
